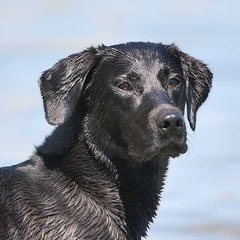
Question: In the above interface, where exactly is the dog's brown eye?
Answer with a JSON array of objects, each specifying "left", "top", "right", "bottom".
[
  {"left": 169, "top": 78, "right": 180, "bottom": 88},
  {"left": 118, "top": 82, "right": 132, "bottom": 91}
]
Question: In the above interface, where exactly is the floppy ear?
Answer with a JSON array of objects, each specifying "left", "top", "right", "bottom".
[
  {"left": 180, "top": 51, "right": 213, "bottom": 131},
  {"left": 39, "top": 47, "right": 99, "bottom": 125},
  {"left": 165, "top": 44, "right": 213, "bottom": 131}
]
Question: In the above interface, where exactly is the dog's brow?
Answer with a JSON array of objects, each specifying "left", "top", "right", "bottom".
[
  {"left": 127, "top": 72, "right": 140, "bottom": 81},
  {"left": 169, "top": 72, "right": 181, "bottom": 79},
  {"left": 161, "top": 65, "right": 170, "bottom": 76}
]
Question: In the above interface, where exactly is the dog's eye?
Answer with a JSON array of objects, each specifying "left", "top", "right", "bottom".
[
  {"left": 118, "top": 82, "right": 132, "bottom": 91},
  {"left": 169, "top": 78, "right": 180, "bottom": 88}
]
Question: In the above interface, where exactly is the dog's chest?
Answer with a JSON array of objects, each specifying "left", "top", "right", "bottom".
[{"left": 22, "top": 199, "right": 127, "bottom": 240}]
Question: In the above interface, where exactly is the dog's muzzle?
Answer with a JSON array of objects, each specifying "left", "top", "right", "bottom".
[{"left": 156, "top": 109, "right": 188, "bottom": 158}]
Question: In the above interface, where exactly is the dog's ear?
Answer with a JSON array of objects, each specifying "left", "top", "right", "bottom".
[
  {"left": 165, "top": 44, "right": 213, "bottom": 131},
  {"left": 180, "top": 51, "right": 213, "bottom": 131},
  {"left": 39, "top": 47, "right": 99, "bottom": 125}
]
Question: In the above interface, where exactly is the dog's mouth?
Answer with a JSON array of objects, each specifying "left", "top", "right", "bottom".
[
  {"left": 159, "top": 142, "right": 188, "bottom": 159},
  {"left": 129, "top": 141, "right": 188, "bottom": 162}
]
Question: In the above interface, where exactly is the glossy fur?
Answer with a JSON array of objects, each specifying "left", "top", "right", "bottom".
[{"left": 0, "top": 42, "right": 212, "bottom": 240}]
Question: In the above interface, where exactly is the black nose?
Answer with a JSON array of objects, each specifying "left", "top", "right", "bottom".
[{"left": 158, "top": 112, "right": 185, "bottom": 133}]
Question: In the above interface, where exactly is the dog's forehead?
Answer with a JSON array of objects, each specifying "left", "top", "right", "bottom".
[{"left": 100, "top": 45, "right": 181, "bottom": 77}]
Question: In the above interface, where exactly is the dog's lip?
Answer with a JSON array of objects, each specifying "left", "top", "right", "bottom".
[
  {"left": 161, "top": 142, "right": 188, "bottom": 158},
  {"left": 128, "top": 142, "right": 188, "bottom": 161},
  {"left": 179, "top": 142, "right": 188, "bottom": 154},
  {"left": 148, "top": 142, "right": 188, "bottom": 160}
]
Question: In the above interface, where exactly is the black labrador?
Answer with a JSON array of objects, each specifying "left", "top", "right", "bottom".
[{"left": 0, "top": 42, "right": 212, "bottom": 240}]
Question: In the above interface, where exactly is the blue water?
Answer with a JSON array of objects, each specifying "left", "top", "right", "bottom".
[
  {"left": 147, "top": 154, "right": 240, "bottom": 240},
  {"left": 1, "top": 1, "right": 240, "bottom": 239}
]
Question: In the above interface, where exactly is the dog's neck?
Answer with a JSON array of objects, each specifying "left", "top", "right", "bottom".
[
  {"left": 112, "top": 152, "right": 169, "bottom": 238},
  {"left": 38, "top": 122, "right": 169, "bottom": 239}
]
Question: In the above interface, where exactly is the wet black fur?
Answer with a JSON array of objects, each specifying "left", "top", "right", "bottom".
[{"left": 0, "top": 42, "right": 212, "bottom": 240}]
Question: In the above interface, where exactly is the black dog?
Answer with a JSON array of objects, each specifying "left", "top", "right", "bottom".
[{"left": 0, "top": 42, "right": 212, "bottom": 240}]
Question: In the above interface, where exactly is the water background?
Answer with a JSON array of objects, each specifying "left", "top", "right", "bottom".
[{"left": 1, "top": 1, "right": 240, "bottom": 239}]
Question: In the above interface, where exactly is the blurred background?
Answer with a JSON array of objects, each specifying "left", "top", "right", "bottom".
[{"left": 1, "top": 0, "right": 240, "bottom": 239}]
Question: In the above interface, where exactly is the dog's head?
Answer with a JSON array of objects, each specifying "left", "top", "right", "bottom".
[{"left": 39, "top": 42, "right": 212, "bottom": 162}]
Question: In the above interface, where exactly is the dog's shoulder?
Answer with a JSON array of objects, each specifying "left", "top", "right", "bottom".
[
  {"left": 0, "top": 160, "right": 32, "bottom": 186},
  {"left": 0, "top": 157, "right": 41, "bottom": 198},
  {"left": 0, "top": 154, "right": 127, "bottom": 240}
]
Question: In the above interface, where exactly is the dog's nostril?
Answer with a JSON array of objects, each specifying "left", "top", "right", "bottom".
[
  {"left": 176, "top": 119, "right": 183, "bottom": 128},
  {"left": 163, "top": 120, "right": 171, "bottom": 129},
  {"left": 158, "top": 112, "right": 184, "bottom": 131}
]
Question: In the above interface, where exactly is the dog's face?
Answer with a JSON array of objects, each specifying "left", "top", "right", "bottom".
[
  {"left": 39, "top": 42, "right": 212, "bottom": 162},
  {"left": 84, "top": 45, "right": 187, "bottom": 161}
]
